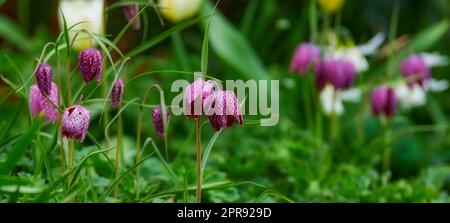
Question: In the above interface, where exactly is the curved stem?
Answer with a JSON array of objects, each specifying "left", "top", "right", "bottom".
[
  {"left": 196, "top": 117, "right": 202, "bottom": 203},
  {"left": 115, "top": 112, "right": 122, "bottom": 196}
]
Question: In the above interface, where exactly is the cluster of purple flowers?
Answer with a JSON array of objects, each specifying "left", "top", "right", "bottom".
[
  {"left": 290, "top": 42, "right": 432, "bottom": 119},
  {"left": 29, "top": 48, "right": 126, "bottom": 142}
]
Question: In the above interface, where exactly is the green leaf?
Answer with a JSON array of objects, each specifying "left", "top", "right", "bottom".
[
  {"left": 69, "top": 147, "right": 114, "bottom": 188},
  {"left": 202, "top": 2, "right": 268, "bottom": 80},
  {"left": 200, "top": 130, "right": 221, "bottom": 180},
  {"left": 408, "top": 19, "right": 449, "bottom": 52},
  {"left": 0, "top": 120, "right": 40, "bottom": 175},
  {"left": 127, "top": 15, "right": 208, "bottom": 57},
  {"left": 0, "top": 15, "right": 31, "bottom": 51}
]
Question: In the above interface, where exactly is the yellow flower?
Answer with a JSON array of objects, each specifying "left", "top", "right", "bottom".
[
  {"left": 317, "top": 0, "right": 345, "bottom": 14},
  {"left": 159, "top": 0, "right": 203, "bottom": 23},
  {"left": 58, "top": 0, "right": 105, "bottom": 51}
]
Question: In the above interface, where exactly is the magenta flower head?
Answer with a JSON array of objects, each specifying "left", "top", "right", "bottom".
[
  {"left": 203, "top": 90, "right": 244, "bottom": 131},
  {"left": 183, "top": 78, "right": 215, "bottom": 119},
  {"left": 123, "top": 4, "right": 141, "bottom": 30},
  {"left": 78, "top": 48, "right": 103, "bottom": 83},
  {"left": 35, "top": 63, "right": 53, "bottom": 96},
  {"left": 313, "top": 59, "right": 356, "bottom": 90},
  {"left": 110, "top": 78, "right": 124, "bottom": 108},
  {"left": 371, "top": 86, "right": 397, "bottom": 118},
  {"left": 289, "top": 43, "right": 321, "bottom": 75},
  {"left": 29, "top": 82, "right": 60, "bottom": 123},
  {"left": 62, "top": 105, "right": 91, "bottom": 142},
  {"left": 400, "top": 54, "right": 430, "bottom": 87},
  {"left": 152, "top": 106, "right": 170, "bottom": 138}
]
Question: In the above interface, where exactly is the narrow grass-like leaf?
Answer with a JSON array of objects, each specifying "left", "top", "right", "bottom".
[
  {"left": 127, "top": 15, "right": 208, "bottom": 57},
  {"left": 0, "top": 119, "right": 40, "bottom": 176},
  {"left": 200, "top": 130, "right": 221, "bottom": 180}
]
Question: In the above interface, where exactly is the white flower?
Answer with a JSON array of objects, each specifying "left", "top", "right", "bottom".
[
  {"left": 325, "top": 32, "right": 385, "bottom": 73},
  {"left": 320, "top": 84, "right": 361, "bottom": 116},
  {"left": 395, "top": 79, "right": 448, "bottom": 110},
  {"left": 395, "top": 83, "right": 426, "bottom": 110},
  {"left": 419, "top": 52, "right": 449, "bottom": 68},
  {"left": 58, "top": 0, "right": 105, "bottom": 51},
  {"left": 159, "top": 0, "right": 203, "bottom": 23}
]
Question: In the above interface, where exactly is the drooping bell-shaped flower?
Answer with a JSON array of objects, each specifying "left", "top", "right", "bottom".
[
  {"left": 317, "top": 0, "right": 345, "bottom": 14},
  {"left": 401, "top": 54, "right": 430, "bottom": 87},
  {"left": 159, "top": 0, "right": 203, "bottom": 23},
  {"left": 289, "top": 43, "right": 321, "bottom": 75},
  {"left": 78, "top": 48, "right": 103, "bottom": 83},
  {"left": 371, "top": 86, "right": 397, "bottom": 118},
  {"left": 62, "top": 105, "right": 91, "bottom": 142},
  {"left": 35, "top": 63, "right": 53, "bottom": 96},
  {"left": 152, "top": 106, "right": 170, "bottom": 138},
  {"left": 110, "top": 78, "right": 124, "bottom": 108},
  {"left": 329, "top": 59, "right": 356, "bottom": 90},
  {"left": 123, "top": 4, "right": 141, "bottom": 30},
  {"left": 203, "top": 90, "right": 244, "bottom": 131},
  {"left": 58, "top": 0, "right": 105, "bottom": 51},
  {"left": 183, "top": 78, "right": 215, "bottom": 119},
  {"left": 313, "top": 59, "right": 356, "bottom": 91},
  {"left": 29, "top": 83, "right": 60, "bottom": 123}
]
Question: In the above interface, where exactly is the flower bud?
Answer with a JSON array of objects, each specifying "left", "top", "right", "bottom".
[
  {"left": 203, "top": 91, "right": 244, "bottom": 131},
  {"left": 183, "top": 78, "right": 215, "bottom": 119},
  {"left": 159, "top": 0, "right": 203, "bottom": 23},
  {"left": 78, "top": 48, "right": 103, "bottom": 83},
  {"left": 62, "top": 105, "right": 91, "bottom": 142},
  {"left": 29, "top": 83, "right": 60, "bottom": 123},
  {"left": 110, "top": 79, "right": 124, "bottom": 108},
  {"left": 123, "top": 4, "right": 141, "bottom": 30},
  {"left": 152, "top": 106, "right": 170, "bottom": 138},
  {"left": 371, "top": 86, "right": 397, "bottom": 118},
  {"left": 35, "top": 63, "right": 53, "bottom": 96},
  {"left": 289, "top": 43, "right": 321, "bottom": 75},
  {"left": 401, "top": 54, "right": 430, "bottom": 87}
]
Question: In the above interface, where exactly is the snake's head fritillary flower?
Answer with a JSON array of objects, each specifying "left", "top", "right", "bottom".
[
  {"left": 328, "top": 59, "right": 356, "bottom": 90},
  {"left": 78, "top": 48, "right": 103, "bottom": 83},
  {"left": 203, "top": 91, "right": 244, "bottom": 131},
  {"left": 58, "top": 0, "right": 105, "bottom": 50},
  {"left": 152, "top": 106, "right": 170, "bottom": 138},
  {"left": 183, "top": 78, "right": 215, "bottom": 119},
  {"left": 123, "top": 4, "right": 141, "bottom": 30},
  {"left": 289, "top": 43, "right": 321, "bottom": 76},
  {"left": 29, "top": 83, "right": 60, "bottom": 123},
  {"left": 62, "top": 105, "right": 91, "bottom": 142},
  {"left": 317, "top": 0, "right": 345, "bottom": 14},
  {"left": 35, "top": 63, "right": 53, "bottom": 96},
  {"left": 159, "top": 0, "right": 203, "bottom": 23},
  {"left": 371, "top": 86, "right": 397, "bottom": 118},
  {"left": 110, "top": 79, "right": 124, "bottom": 108},
  {"left": 313, "top": 59, "right": 356, "bottom": 91},
  {"left": 401, "top": 54, "right": 430, "bottom": 87}
]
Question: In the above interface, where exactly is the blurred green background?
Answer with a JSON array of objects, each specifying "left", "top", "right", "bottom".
[{"left": 0, "top": 0, "right": 449, "bottom": 202}]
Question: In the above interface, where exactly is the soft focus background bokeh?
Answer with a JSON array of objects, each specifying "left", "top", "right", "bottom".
[{"left": 0, "top": 0, "right": 449, "bottom": 202}]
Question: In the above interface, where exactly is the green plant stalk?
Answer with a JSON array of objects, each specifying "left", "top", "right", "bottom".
[
  {"left": 387, "top": 0, "right": 400, "bottom": 77},
  {"left": 383, "top": 120, "right": 392, "bottom": 175},
  {"left": 66, "top": 57, "right": 71, "bottom": 106},
  {"left": 196, "top": 117, "right": 202, "bottom": 203},
  {"left": 135, "top": 108, "right": 143, "bottom": 200},
  {"left": 330, "top": 91, "right": 339, "bottom": 140},
  {"left": 313, "top": 87, "right": 322, "bottom": 142},
  {"left": 302, "top": 75, "right": 313, "bottom": 130},
  {"left": 115, "top": 112, "right": 122, "bottom": 196}
]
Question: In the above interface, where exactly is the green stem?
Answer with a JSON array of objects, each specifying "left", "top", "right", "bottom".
[
  {"left": 383, "top": 120, "right": 392, "bottom": 175},
  {"left": 115, "top": 112, "right": 122, "bottom": 196},
  {"left": 196, "top": 117, "right": 202, "bottom": 203}
]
